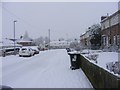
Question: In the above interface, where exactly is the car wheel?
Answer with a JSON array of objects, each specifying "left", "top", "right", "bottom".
[
  {"left": 19, "top": 55, "right": 21, "bottom": 57},
  {"left": 29, "top": 54, "right": 32, "bottom": 57}
]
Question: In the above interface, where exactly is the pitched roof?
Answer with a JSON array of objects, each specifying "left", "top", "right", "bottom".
[
  {"left": 17, "top": 31, "right": 33, "bottom": 43},
  {"left": 0, "top": 38, "right": 22, "bottom": 47}
]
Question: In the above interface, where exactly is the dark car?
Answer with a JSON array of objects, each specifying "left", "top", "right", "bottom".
[{"left": 66, "top": 48, "right": 71, "bottom": 52}]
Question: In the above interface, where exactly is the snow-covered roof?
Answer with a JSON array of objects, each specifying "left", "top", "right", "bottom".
[
  {"left": 17, "top": 31, "right": 33, "bottom": 43},
  {"left": 0, "top": 38, "right": 22, "bottom": 47},
  {"left": 17, "top": 40, "right": 33, "bottom": 43}
]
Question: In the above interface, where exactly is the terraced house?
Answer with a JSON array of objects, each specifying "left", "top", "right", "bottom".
[{"left": 101, "top": 9, "right": 120, "bottom": 50}]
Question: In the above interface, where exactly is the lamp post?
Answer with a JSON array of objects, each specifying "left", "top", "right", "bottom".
[
  {"left": 48, "top": 29, "right": 50, "bottom": 50},
  {"left": 13, "top": 20, "right": 17, "bottom": 55}
]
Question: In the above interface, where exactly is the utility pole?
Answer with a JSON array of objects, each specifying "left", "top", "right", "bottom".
[
  {"left": 48, "top": 29, "right": 50, "bottom": 50},
  {"left": 107, "top": 13, "right": 111, "bottom": 48},
  {"left": 14, "top": 20, "right": 17, "bottom": 55}
]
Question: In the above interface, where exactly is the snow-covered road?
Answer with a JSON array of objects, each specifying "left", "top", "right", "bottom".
[{"left": 2, "top": 49, "right": 92, "bottom": 88}]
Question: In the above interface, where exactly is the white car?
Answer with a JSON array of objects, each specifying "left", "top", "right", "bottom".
[
  {"left": 19, "top": 47, "right": 35, "bottom": 57},
  {"left": 30, "top": 46, "right": 39, "bottom": 54}
]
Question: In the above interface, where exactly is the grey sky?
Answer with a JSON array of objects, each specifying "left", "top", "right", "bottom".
[{"left": 2, "top": 2, "right": 118, "bottom": 40}]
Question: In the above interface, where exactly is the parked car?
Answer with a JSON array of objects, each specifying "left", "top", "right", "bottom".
[
  {"left": 66, "top": 48, "right": 75, "bottom": 52},
  {"left": 19, "top": 47, "right": 35, "bottom": 57},
  {"left": 30, "top": 46, "right": 39, "bottom": 54},
  {"left": 0, "top": 49, "right": 6, "bottom": 57},
  {"left": 66, "top": 48, "right": 71, "bottom": 52}
]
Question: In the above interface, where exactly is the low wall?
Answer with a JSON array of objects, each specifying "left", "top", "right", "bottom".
[{"left": 79, "top": 54, "right": 120, "bottom": 88}]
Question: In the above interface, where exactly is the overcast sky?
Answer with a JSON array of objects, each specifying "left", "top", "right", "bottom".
[{"left": 2, "top": 2, "right": 118, "bottom": 40}]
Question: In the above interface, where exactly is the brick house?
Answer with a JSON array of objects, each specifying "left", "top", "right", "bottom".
[
  {"left": 80, "top": 28, "right": 92, "bottom": 49},
  {"left": 101, "top": 10, "right": 120, "bottom": 50}
]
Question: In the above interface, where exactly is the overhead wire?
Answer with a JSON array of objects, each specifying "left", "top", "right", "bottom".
[{"left": 2, "top": 5, "right": 42, "bottom": 34}]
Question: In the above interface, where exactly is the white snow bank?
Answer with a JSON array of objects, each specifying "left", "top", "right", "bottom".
[
  {"left": 81, "top": 51, "right": 118, "bottom": 69},
  {"left": 81, "top": 49, "right": 102, "bottom": 54},
  {"left": 68, "top": 51, "right": 80, "bottom": 54},
  {"left": 81, "top": 50, "right": 119, "bottom": 76},
  {"left": 97, "top": 52, "right": 118, "bottom": 69}
]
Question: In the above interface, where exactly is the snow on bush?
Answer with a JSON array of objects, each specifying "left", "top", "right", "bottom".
[
  {"left": 81, "top": 50, "right": 120, "bottom": 75},
  {"left": 106, "top": 61, "right": 120, "bottom": 75},
  {"left": 86, "top": 54, "right": 98, "bottom": 63}
]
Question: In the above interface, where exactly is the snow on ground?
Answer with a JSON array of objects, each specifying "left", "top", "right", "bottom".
[
  {"left": 97, "top": 52, "right": 118, "bottom": 69},
  {"left": 1, "top": 49, "right": 92, "bottom": 88},
  {"left": 81, "top": 50, "right": 119, "bottom": 75}
]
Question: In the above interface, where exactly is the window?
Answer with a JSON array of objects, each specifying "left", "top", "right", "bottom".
[
  {"left": 102, "top": 36, "right": 106, "bottom": 45},
  {"left": 117, "top": 35, "right": 120, "bottom": 46},
  {"left": 113, "top": 36, "right": 116, "bottom": 45},
  {"left": 22, "top": 48, "right": 27, "bottom": 51}
]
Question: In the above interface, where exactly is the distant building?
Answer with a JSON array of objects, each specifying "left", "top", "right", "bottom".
[
  {"left": 101, "top": 10, "right": 120, "bottom": 50},
  {"left": 17, "top": 31, "right": 34, "bottom": 46},
  {"left": 80, "top": 28, "right": 92, "bottom": 49},
  {"left": 0, "top": 38, "right": 22, "bottom": 56},
  {"left": 0, "top": 38, "right": 21, "bottom": 49},
  {"left": 50, "top": 40, "right": 70, "bottom": 49}
]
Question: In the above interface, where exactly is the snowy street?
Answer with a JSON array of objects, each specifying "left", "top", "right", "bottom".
[{"left": 2, "top": 49, "right": 92, "bottom": 88}]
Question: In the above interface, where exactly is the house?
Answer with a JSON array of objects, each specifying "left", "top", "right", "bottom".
[
  {"left": 101, "top": 10, "right": 120, "bottom": 50},
  {"left": 0, "top": 38, "right": 22, "bottom": 56},
  {"left": 17, "top": 31, "right": 34, "bottom": 46},
  {"left": 50, "top": 40, "right": 70, "bottom": 49},
  {"left": 0, "top": 38, "right": 21, "bottom": 49},
  {"left": 80, "top": 28, "right": 92, "bottom": 49}
]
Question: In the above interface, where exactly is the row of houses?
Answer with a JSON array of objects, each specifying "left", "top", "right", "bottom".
[
  {"left": 101, "top": 10, "right": 120, "bottom": 49},
  {"left": 80, "top": 9, "right": 120, "bottom": 50}
]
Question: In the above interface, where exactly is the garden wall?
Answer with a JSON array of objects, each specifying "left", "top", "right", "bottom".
[{"left": 79, "top": 54, "right": 120, "bottom": 88}]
